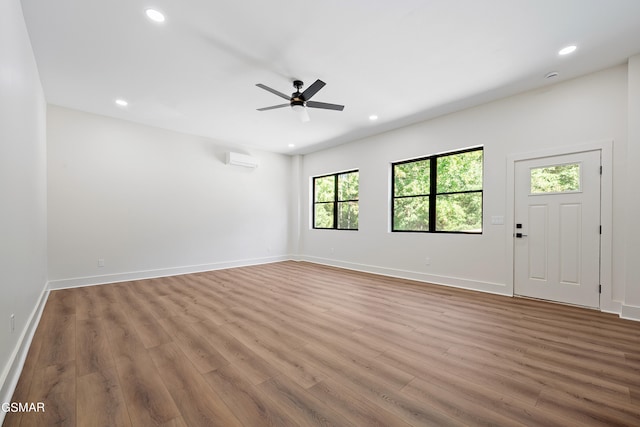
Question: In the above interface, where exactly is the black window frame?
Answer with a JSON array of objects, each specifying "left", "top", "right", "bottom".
[
  {"left": 312, "top": 169, "right": 359, "bottom": 230},
  {"left": 391, "top": 147, "right": 483, "bottom": 234}
]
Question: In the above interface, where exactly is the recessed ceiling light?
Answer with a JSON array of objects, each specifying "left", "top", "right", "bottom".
[
  {"left": 369, "top": 115, "right": 379, "bottom": 121},
  {"left": 288, "top": 143, "right": 295, "bottom": 148},
  {"left": 115, "top": 99, "right": 128, "bottom": 107},
  {"left": 145, "top": 9, "right": 165, "bottom": 23},
  {"left": 558, "top": 45, "right": 577, "bottom": 56}
]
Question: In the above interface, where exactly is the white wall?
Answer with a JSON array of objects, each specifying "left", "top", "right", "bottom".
[
  {"left": 0, "top": 0, "right": 48, "bottom": 410},
  {"left": 47, "top": 106, "right": 292, "bottom": 287},
  {"left": 299, "top": 66, "right": 628, "bottom": 304},
  {"left": 623, "top": 54, "right": 640, "bottom": 319}
]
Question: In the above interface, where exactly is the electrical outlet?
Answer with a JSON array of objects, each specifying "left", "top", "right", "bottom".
[
  {"left": 97, "top": 258, "right": 105, "bottom": 267},
  {"left": 425, "top": 257, "right": 431, "bottom": 266},
  {"left": 10, "top": 314, "right": 15, "bottom": 334}
]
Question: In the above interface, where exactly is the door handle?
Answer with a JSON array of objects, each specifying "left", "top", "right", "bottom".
[{"left": 515, "top": 233, "right": 528, "bottom": 238}]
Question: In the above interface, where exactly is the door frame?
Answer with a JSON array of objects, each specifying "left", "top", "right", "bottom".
[{"left": 505, "top": 140, "right": 615, "bottom": 312}]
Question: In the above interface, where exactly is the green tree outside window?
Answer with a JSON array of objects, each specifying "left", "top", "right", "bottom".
[
  {"left": 393, "top": 148, "right": 483, "bottom": 233},
  {"left": 313, "top": 170, "right": 359, "bottom": 230}
]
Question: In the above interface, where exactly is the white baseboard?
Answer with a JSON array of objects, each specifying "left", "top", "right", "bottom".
[
  {"left": 600, "top": 298, "right": 623, "bottom": 316},
  {"left": 0, "top": 283, "right": 49, "bottom": 425},
  {"left": 299, "top": 256, "right": 511, "bottom": 296},
  {"left": 621, "top": 304, "right": 640, "bottom": 322},
  {"left": 47, "top": 255, "right": 291, "bottom": 290}
]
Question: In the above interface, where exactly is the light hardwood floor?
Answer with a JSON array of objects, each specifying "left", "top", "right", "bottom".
[{"left": 4, "top": 261, "right": 640, "bottom": 426}]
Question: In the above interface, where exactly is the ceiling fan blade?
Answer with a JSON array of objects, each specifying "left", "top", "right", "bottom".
[
  {"left": 257, "top": 103, "right": 289, "bottom": 111},
  {"left": 256, "top": 84, "right": 290, "bottom": 100},
  {"left": 306, "top": 101, "right": 344, "bottom": 111},
  {"left": 301, "top": 79, "right": 326, "bottom": 100}
]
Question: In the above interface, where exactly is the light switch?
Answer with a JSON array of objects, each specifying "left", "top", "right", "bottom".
[{"left": 491, "top": 216, "right": 504, "bottom": 225}]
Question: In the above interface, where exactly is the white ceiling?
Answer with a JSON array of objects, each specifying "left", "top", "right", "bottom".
[{"left": 20, "top": 0, "right": 640, "bottom": 154}]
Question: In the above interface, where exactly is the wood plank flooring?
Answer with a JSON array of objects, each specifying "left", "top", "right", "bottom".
[{"left": 4, "top": 261, "right": 640, "bottom": 426}]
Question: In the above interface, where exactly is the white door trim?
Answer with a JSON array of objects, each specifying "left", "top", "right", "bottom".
[{"left": 505, "top": 140, "right": 616, "bottom": 313}]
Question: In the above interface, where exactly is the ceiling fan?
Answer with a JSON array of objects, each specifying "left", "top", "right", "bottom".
[{"left": 256, "top": 79, "right": 344, "bottom": 122}]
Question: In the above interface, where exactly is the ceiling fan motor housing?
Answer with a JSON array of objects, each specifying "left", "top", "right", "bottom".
[{"left": 292, "top": 80, "right": 305, "bottom": 102}]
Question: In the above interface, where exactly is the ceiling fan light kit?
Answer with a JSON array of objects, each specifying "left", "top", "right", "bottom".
[
  {"left": 256, "top": 79, "right": 344, "bottom": 122},
  {"left": 291, "top": 103, "right": 310, "bottom": 122}
]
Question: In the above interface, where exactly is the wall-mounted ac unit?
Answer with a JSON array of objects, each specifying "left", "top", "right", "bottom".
[{"left": 226, "top": 152, "right": 259, "bottom": 168}]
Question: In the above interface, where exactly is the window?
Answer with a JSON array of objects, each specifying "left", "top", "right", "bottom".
[
  {"left": 530, "top": 163, "right": 580, "bottom": 194},
  {"left": 313, "top": 170, "right": 359, "bottom": 230},
  {"left": 392, "top": 147, "right": 483, "bottom": 233}
]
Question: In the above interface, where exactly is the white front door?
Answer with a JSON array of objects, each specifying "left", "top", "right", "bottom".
[{"left": 514, "top": 150, "right": 601, "bottom": 308}]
